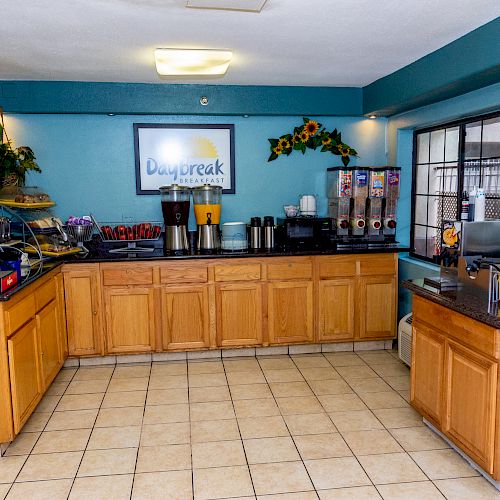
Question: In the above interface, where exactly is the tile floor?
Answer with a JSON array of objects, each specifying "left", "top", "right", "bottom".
[{"left": 0, "top": 350, "right": 498, "bottom": 499}]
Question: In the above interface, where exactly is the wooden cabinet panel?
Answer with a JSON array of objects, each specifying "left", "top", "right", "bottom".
[
  {"left": 35, "top": 279, "right": 57, "bottom": 312},
  {"left": 317, "top": 256, "right": 356, "bottom": 279},
  {"left": 4, "top": 295, "right": 36, "bottom": 336},
  {"left": 357, "top": 275, "right": 396, "bottom": 339},
  {"left": 101, "top": 266, "right": 154, "bottom": 286},
  {"left": 161, "top": 285, "right": 210, "bottom": 350},
  {"left": 268, "top": 281, "right": 313, "bottom": 344},
  {"left": 55, "top": 273, "right": 68, "bottom": 359},
  {"left": 160, "top": 265, "right": 208, "bottom": 284},
  {"left": 216, "top": 283, "right": 263, "bottom": 346},
  {"left": 318, "top": 279, "right": 355, "bottom": 341},
  {"left": 411, "top": 321, "right": 445, "bottom": 427},
  {"left": 358, "top": 254, "right": 397, "bottom": 276},
  {"left": 104, "top": 287, "right": 156, "bottom": 353},
  {"left": 214, "top": 264, "right": 261, "bottom": 282},
  {"left": 444, "top": 341, "right": 497, "bottom": 473},
  {"left": 7, "top": 320, "right": 42, "bottom": 434},
  {"left": 64, "top": 268, "right": 103, "bottom": 356},
  {"left": 267, "top": 261, "right": 313, "bottom": 281}
]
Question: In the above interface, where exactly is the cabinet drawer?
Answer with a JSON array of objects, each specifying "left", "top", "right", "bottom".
[
  {"left": 317, "top": 256, "right": 356, "bottom": 278},
  {"left": 4, "top": 295, "right": 36, "bottom": 336},
  {"left": 214, "top": 264, "right": 261, "bottom": 282},
  {"left": 358, "top": 254, "right": 396, "bottom": 276},
  {"left": 160, "top": 266, "right": 208, "bottom": 284},
  {"left": 267, "top": 261, "right": 312, "bottom": 280},
  {"left": 102, "top": 267, "right": 153, "bottom": 286},
  {"left": 35, "top": 278, "right": 57, "bottom": 311}
]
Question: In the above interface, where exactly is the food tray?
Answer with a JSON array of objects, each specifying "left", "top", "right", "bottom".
[
  {"left": 25, "top": 245, "right": 82, "bottom": 257},
  {"left": 0, "top": 200, "right": 56, "bottom": 209}
]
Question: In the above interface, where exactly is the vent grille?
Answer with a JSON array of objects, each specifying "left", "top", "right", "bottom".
[{"left": 398, "top": 313, "right": 413, "bottom": 367}]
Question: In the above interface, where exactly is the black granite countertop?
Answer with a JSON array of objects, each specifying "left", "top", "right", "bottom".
[{"left": 402, "top": 278, "right": 500, "bottom": 329}]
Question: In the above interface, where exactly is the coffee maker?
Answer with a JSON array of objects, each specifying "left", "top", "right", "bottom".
[
  {"left": 327, "top": 167, "right": 352, "bottom": 237},
  {"left": 160, "top": 184, "right": 190, "bottom": 254},
  {"left": 366, "top": 167, "right": 385, "bottom": 237},
  {"left": 193, "top": 184, "right": 222, "bottom": 253},
  {"left": 383, "top": 167, "right": 401, "bottom": 238},
  {"left": 350, "top": 168, "right": 369, "bottom": 237}
]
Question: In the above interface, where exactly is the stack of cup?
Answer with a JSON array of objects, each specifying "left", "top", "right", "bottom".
[{"left": 300, "top": 195, "right": 317, "bottom": 216}]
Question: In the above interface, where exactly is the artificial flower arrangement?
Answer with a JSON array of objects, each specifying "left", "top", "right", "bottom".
[{"left": 268, "top": 118, "right": 358, "bottom": 166}]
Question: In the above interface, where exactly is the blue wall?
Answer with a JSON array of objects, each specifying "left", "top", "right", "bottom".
[{"left": 5, "top": 114, "right": 387, "bottom": 228}]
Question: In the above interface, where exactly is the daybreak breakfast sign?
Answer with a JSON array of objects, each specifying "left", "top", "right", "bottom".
[{"left": 134, "top": 124, "right": 235, "bottom": 194}]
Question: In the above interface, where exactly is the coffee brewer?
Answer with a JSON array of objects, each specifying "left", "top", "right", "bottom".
[
  {"left": 327, "top": 167, "right": 352, "bottom": 237},
  {"left": 366, "top": 167, "right": 385, "bottom": 237},
  {"left": 193, "top": 184, "right": 222, "bottom": 253},
  {"left": 350, "top": 168, "right": 369, "bottom": 236},
  {"left": 160, "top": 184, "right": 190, "bottom": 254},
  {"left": 383, "top": 167, "right": 401, "bottom": 238}
]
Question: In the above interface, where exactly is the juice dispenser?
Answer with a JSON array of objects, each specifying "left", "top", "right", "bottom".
[
  {"left": 350, "top": 168, "right": 369, "bottom": 237},
  {"left": 160, "top": 184, "right": 191, "bottom": 254},
  {"left": 193, "top": 184, "right": 222, "bottom": 253},
  {"left": 383, "top": 166, "right": 401, "bottom": 238},
  {"left": 327, "top": 167, "right": 352, "bottom": 237},
  {"left": 367, "top": 167, "right": 385, "bottom": 237}
]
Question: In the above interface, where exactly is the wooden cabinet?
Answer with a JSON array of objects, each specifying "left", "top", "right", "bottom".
[
  {"left": 161, "top": 285, "right": 210, "bottom": 350},
  {"left": 103, "top": 287, "right": 156, "bottom": 353},
  {"left": 318, "top": 279, "right": 355, "bottom": 341},
  {"left": 63, "top": 265, "right": 103, "bottom": 356}
]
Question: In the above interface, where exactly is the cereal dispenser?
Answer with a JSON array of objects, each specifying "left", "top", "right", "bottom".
[
  {"left": 350, "top": 168, "right": 369, "bottom": 237},
  {"left": 327, "top": 167, "right": 352, "bottom": 237},
  {"left": 366, "top": 167, "right": 385, "bottom": 237},
  {"left": 383, "top": 167, "right": 401, "bottom": 238}
]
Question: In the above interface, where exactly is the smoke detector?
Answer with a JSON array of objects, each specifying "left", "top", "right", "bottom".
[{"left": 186, "top": 0, "right": 267, "bottom": 12}]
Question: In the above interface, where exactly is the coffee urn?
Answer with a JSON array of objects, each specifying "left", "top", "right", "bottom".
[
  {"left": 193, "top": 184, "right": 222, "bottom": 253},
  {"left": 160, "top": 184, "right": 190, "bottom": 254}
]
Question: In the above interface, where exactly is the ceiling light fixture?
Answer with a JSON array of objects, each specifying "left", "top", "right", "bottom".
[
  {"left": 154, "top": 48, "right": 233, "bottom": 76},
  {"left": 369, "top": 115, "right": 377, "bottom": 119},
  {"left": 186, "top": 0, "right": 267, "bottom": 12}
]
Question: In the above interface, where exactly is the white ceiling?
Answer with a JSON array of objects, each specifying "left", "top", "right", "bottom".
[{"left": 1, "top": 0, "right": 499, "bottom": 87}]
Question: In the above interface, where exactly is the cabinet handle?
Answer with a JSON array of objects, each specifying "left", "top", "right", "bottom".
[{"left": 93, "top": 310, "right": 97, "bottom": 315}]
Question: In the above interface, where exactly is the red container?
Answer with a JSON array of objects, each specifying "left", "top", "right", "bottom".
[{"left": 0, "top": 269, "right": 18, "bottom": 293}]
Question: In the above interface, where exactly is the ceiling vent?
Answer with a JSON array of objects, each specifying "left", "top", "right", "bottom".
[{"left": 186, "top": 0, "right": 267, "bottom": 12}]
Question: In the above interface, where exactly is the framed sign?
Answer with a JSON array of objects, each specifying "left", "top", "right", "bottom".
[{"left": 134, "top": 123, "right": 235, "bottom": 194}]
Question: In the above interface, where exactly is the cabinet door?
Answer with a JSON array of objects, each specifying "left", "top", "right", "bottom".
[
  {"left": 7, "top": 320, "right": 43, "bottom": 434},
  {"left": 104, "top": 287, "right": 156, "bottom": 353},
  {"left": 268, "top": 281, "right": 313, "bottom": 344},
  {"left": 357, "top": 275, "right": 397, "bottom": 339},
  {"left": 410, "top": 321, "right": 445, "bottom": 427},
  {"left": 318, "top": 279, "right": 355, "bottom": 341},
  {"left": 64, "top": 268, "right": 103, "bottom": 356},
  {"left": 161, "top": 285, "right": 210, "bottom": 350},
  {"left": 216, "top": 283, "right": 263, "bottom": 347},
  {"left": 37, "top": 300, "right": 63, "bottom": 389},
  {"left": 444, "top": 341, "right": 497, "bottom": 473}
]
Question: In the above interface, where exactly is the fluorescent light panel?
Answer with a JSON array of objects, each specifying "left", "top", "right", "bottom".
[
  {"left": 154, "top": 48, "right": 232, "bottom": 76},
  {"left": 186, "top": 0, "right": 267, "bottom": 12}
]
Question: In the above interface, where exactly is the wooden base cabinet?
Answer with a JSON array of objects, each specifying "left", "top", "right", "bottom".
[{"left": 318, "top": 279, "right": 355, "bottom": 341}]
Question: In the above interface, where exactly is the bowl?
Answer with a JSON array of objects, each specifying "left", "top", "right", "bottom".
[{"left": 284, "top": 205, "right": 300, "bottom": 217}]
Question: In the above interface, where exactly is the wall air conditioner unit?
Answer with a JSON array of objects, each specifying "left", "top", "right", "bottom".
[{"left": 398, "top": 312, "right": 413, "bottom": 367}]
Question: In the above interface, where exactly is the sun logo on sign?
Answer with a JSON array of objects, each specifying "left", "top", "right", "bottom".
[{"left": 189, "top": 137, "right": 218, "bottom": 158}]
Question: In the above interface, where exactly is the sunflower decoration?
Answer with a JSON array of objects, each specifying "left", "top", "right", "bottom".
[{"left": 268, "top": 118, "right": 357, "bottom": 165}]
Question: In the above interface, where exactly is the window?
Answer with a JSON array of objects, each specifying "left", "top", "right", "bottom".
[{"left": 411, "top": 111, "right": 500, "bottom": 261}]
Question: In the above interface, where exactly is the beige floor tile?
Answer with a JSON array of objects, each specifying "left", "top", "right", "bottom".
[
  {"left": 357, "top": 351, "right": 400, "bottom": 365},
  {"left": 136, "top": 444, "right": 191, "bottom": 472},
  {"left": 244, "top": 436, "right": 299, "bottom": 464},
  {"left": 189, "top": 373, "right": 227, "bottom": 388},
  {"left": 258, "top": 492, "right": 318, "bottom": 500},
  {"left": 34, "top": 395, "right": 60, "bottom": 413},
  {"left": 66, "top": 379, "right": 109, "bottom": 395},
  {"left": 45, "top": 409, "right": 98, "bottom": 430},
  {"left": 188, "top": 360, "right": 224, "bottom": 374},
  {"left": 284, "top": 413, "right": 337, "bottom": 436},
  {"left": 341, "top": 429, "right": 403, "bottom": 455},
  {"left": 227, "top": 370, "right": 267, "bottom": 385},
  {"left": 72, "top": 367, "right": 114, "bottom": 381},
  {"left": 398, "top": 390, "right": 410, "bottom": 402},
  {"left": 194, "top": 465, "right": 254, "bottom": 499},
  {"left": 192, "top": 440, "right": 246, "bottom": 468},
  {"left": 69, "top": 474, "right": 133, "bottom": 500},
  {"left": 234, "top": 398, "right": 279, "bottom": 418},
  {"left": 77, "top": 448, "right": 138, "bottom": 476},
  {"left": 4, "top": 433, "right": 40, "bottom": 456},
  {"left": 0, "top": 484, "right": 8, "bottom": 499},
  {"left": 20, "top": 412, "right": 50, "bottom": 433},
  {"left": 410, "top": 449, "right": 479, "bottom": 480},
  {"left": 258, "top": 357, "right": 296, "bottom": 370},
  {"left": 56, "top": 393, "right": 104, "bottom": 411},
  {"left": 224, "top": 358, "right": 261, "bottom": 372},
  {"left": 132, "top": 470, "right": 192, "bottom": 500},
  {"left": 357, "top": 452, "right": 427, "bottom": 484},
  {"left": 318, "top": 393, "right": 367, "bottom": 412},
  {"left": 383, "top": 376, "right": 410, "bottom": 392},
  {"left": 6, "top": 479, "right": 72, "bottom": 500},
  {"left": 324, "top": 353, "right": 366, "bottom": 367},
  {"left": 100, "top": 390, "right": 146, "bottom": 408},
  {"left": 308, "top": 379, "right": 353, "bottom": 396},
  {"left": 359, "top": 391, "right": 409, "bottom": 410},
  {"left": 191, "top": 419, "right": 240, "bottom": 443},
  {"left": 17, "top": 451, "right": 82, "bottom": 481},
  {"left": 304, "top": 456, "right": 371, "bottom": 489},
  {"left": 190, "top": 386, "right": 231, "bottom": 403},
  {"left": 151, "top": 362, "right": 187, "bottom": 376},
  {"left": 250, "top": 461, "right": 313, "bottom": 496},
  {"left": 107, "top": 377, "right": 149, "bottom": 392},
  {"left": 292, "top": 355, "right": 331, "bottom": 368},
  {"left": 389, "top": 426, "right": 449, "bottom": 452},
  {"left": 264, "top": 369, "right": 304, "bottom": 383},
  {"left": 329, "top": 410, "right": 383, "bottom": 432},
  {"left": 373, "top": 407, "right": 423, "bottom": 429},
  {"left": 54, "top": 368, "right": 77, "bottom": 382},
  {"left": 112, "top": 365, "right": 150, "bottom": 379},
  {"left": 372, "top": 363, "right": 410, "bottom": 378},
  {"left": 433, "top": 477, "right": 499, "bottom": 499},
  {"left": 0, "top": 456, "right": 27, "bottom": 483},
  {"left": 95, "top": 406, "right": 144, "bottom": 427},
  {"left": 348, "top": 378, "right": 392, "bottom": 394},
  {"left": 87, "top": 425, "right": 141, "bottom": 450},
  {"left": 191, "top": 400, "right": 235, "bottom": 421},
  {"left": 318, "top": 485, "right": 381, "bottom": 499},
  {"left": 143, "top": 403, "right": 189, "bottom": 424},
  {"left": 148, "top": 375, "right": 188, "bottom": 390},
  {"left": 45, "top": 381, "right": 70, "bottom": 396},
  {"left": 269, "top": 382, "right": 313, "bottom": 397},
  {"left": 31, "top": 429, "right": 91, "bottom": 454},
  {"left": 276, "top": 396, "right": 323, "bottom": 415},
  {"left": 376, "top": 481, "right": 444, "bottom": 499},
  {"left": 141, "top": 422, "right": 190, "bottom": 446},
  {"left": 300, "top": 367, "right": 340, "bottom": 381},
  {"left": 336, "top": 365, "right": 379, "bottom": 380},
  {"left": 230, "top": 384, "right": 273, "bottom": 400},
  {"left": 238, "top": 415, "right": 289, "bottom": 439},
  {"left": 294, "top": 433, "right": 352, "bottom": 459},
  {"left": 146, "top": 388, "right": 188, "bottom": 405}
]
